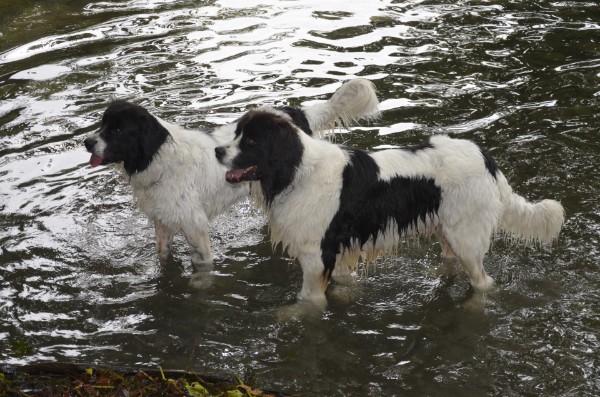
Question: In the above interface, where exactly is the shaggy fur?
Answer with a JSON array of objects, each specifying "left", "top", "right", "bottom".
[
  {"left": 216, "top": 110, "right": 565, "bottom": 302},
  {"left": 84, "top": 79, "right": 379, "bottom": 265}
]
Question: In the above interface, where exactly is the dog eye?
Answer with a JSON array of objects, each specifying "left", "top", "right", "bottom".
[
  {"left": 115, "top": 128, "right": 122, "bottom": 134},
  {"left": 244, "top": 137, "right": 256, "bottom": 146}
]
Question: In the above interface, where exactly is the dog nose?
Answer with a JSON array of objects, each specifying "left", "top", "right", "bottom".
[
  {"left": 84, "top": 137, "right": 96, "bottom": 152},
  {"left": 215, "top": 146, "right": 225, "bottom": 161}
]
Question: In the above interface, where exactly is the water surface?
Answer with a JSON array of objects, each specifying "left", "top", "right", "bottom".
[{"left": 1, "top": 1, "right": 599, "bottom": 395}]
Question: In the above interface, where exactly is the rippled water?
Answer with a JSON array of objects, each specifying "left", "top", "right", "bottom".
[{"left": 1, "top": 0, "right": 599, "bottom": 395}]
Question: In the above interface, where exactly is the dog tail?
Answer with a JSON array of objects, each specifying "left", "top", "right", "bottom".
[
  {"left": 497, "top": 173, "right": 564, "bottom": 244},
  {"left": 304, "top": 78, "right": 380, "bottom": 135}
]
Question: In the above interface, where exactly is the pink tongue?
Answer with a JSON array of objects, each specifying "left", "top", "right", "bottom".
[
  {"left": 225, "top": 169, "right": 245, "bottom": 182},
  {"left": 89, "top": 154, "right": 104, "bottom": 167}
]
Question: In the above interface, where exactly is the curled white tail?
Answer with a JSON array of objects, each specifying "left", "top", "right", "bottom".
[
  {"left": 499, "top": 182, "right": 565, "bottom": 244},
  {"left": 304, "top": 78, "right": 380, "bottom": 135}
]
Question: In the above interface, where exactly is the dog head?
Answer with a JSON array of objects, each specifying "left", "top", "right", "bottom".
[
  {"left": 84, "top": 101, "right": 170, "bottom": 175},
  {"left": 215, "top": 110, "right": 304, "bottom": 205}
]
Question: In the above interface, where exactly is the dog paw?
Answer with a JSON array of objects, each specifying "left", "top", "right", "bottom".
[
  {"left": 275, "top": 299, "right": 326, "bottom": 322},
  {"left": 188, "top": 262, "right": 215, "bottom": 290}
]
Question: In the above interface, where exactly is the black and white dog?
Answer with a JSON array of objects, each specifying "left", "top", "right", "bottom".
[
  {"left": 215, "top": 110, "right": 565, "bottom": 303},
  {"left": 84, "top": 79, "right": 379, "bottom": 265}
]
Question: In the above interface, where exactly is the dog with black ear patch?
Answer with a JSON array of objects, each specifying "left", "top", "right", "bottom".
[
  {"left": 216, "top": 110, "right": 564, "bottom": 304},
  {"left": 83, "top": 79, "right": 379, "bottom": 267}
]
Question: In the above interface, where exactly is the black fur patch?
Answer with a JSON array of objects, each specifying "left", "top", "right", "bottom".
[
  {"left": 276, "top": 106, "right": 313, "bottom": 135},
  {"left": 480, "top": 148, "right": 499, "bottom": 179},
  {"left": 99, "top": 101, "right": 170, "bottom": 175},
  {"left": 231, "top": 111, "right": 304, "bottom": 206},
  {"left": 320, "top": 149, "right": 441, "bottom": 277}
]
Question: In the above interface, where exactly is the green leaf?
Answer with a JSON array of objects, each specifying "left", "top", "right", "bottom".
[{"left": 185, "top": 381, "right": 209, "bottom": 397}]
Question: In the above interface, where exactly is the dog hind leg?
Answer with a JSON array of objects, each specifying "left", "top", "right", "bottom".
[
  {"left": 443, "top": 225, "right": 494, "bottom": 292},
  {"left": 457, "top": 253, "right": 494, "bottom": 291},
  {"left": 155, "top": 220, "right": 175, "bottom": 258},
  {"left": 434, "top": 227, "right": 457, "bottom": 260}
]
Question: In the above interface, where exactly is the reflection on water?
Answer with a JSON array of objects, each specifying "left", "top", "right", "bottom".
[{"left": 1, "top": 0, "right": 599, "bottom": 395}]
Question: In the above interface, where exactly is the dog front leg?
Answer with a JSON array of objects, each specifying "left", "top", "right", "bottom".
[
  {"left": 182, "top": 223, "right": 215, "bottom": 289},
  {"left": 297, "top": 254, "right": 329, "bottom": 304},
  {"left": 182, "top": 227, "right": 213, "bottom": 265},
  {"left": 155, "top": 220, "right": 175, "bottom": 259}
]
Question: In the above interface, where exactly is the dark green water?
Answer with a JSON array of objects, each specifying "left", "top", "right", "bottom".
[{"left": 1, "top": 1, "right": 599, "bottom": 395}]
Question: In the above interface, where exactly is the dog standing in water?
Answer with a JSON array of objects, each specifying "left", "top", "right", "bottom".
[
  {"left": 84, "top": 79, "right": 379, "bottom": 267},
  {"left": 216, "top": 110, "right": 564, "bottom": 304}
]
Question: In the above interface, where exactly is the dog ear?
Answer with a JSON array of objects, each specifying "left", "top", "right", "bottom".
[
  {"left": 246, "top": 112, "right": 304, "bottom": 206},
  {"left": 275, "top": 106, "right": 313, "bottom": 135},
  {"left": 123, "top": 111, "right": 169, "bottom": 174}
]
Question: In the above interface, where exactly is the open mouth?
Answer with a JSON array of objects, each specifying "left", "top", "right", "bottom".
[
  {"left": 88, "top": 154, "right": 109, "bottom": 167},
  {"left": 225, "top": 165, "right": 259, "bottom": 183}
]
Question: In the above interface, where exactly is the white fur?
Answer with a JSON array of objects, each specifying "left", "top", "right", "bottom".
[
  {"left": 88, "top": 79, "right": 379, "bottom": 264},
  {"left": 304, "top": 78, "right": 380, "bottom": 135},
  {"left": 224, "top": 126, "right": 564, "bottom": 302}
]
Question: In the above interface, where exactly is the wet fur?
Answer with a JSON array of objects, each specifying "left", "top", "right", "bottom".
[
  {"left": 216, "top": 111, "right": 565, "bottom": 303},
  {"left": 83, "top": 79, "right": 379, "bottom": 265}
]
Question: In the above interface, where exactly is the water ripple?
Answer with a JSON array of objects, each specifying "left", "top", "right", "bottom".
[{"left": 1, "top": 1, "right": 599, "bottom": 395}]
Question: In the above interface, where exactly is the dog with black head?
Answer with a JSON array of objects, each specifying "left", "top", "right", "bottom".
[
  {"left": 216, "top": 110, "right": 564, "bottom": 304},
  {"left": 84, "top": 79, "right": 379, "bottom": 268}
]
